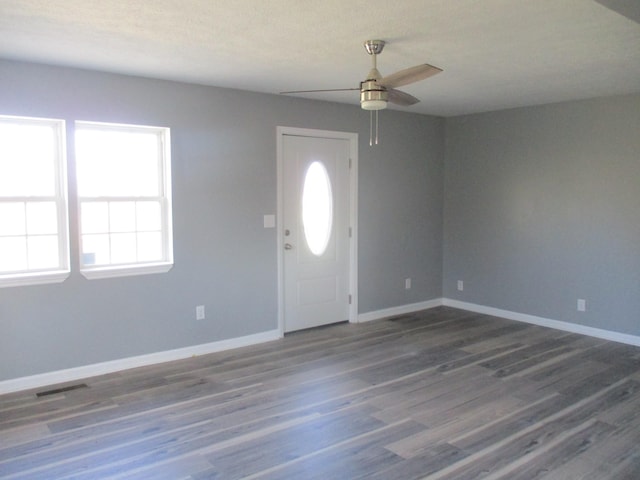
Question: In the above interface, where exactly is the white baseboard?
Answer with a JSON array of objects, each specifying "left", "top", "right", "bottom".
[
  {"left": 357, "top": 297, "right": 640, "bottom": 347},
  {"left": 357, "top": 298, "right": 444, "bottom": 323},
  {"left": 443, "top": 298, "right": 640, "bottom": 347},
  {"left": 5, "top": 299, "right": 638, "bottom": 395},
  {"left": 0, "top": 329, "right": 282, "bottom": 395}
]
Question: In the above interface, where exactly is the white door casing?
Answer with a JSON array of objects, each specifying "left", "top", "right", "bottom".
[{"left": 277, "top": 127, "right": 358, "bottom": 333}]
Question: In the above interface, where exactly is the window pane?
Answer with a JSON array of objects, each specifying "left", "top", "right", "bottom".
[
  {"left": 26, "top": 202, "right": 58, "bottom": 235},
  {"left": 27, "top": 235, "right": 59, "bottom": 269},
  {"left": 109, "top": 202, "right": 136, "bottom": 233},
  {"left": 82, "top": 234, "right": 110, "bottom": 266},
  {"left": 110, "top": 233, "right": 137, "bottom": 264},
  {"left": 136, "top": 201, "right": 162, "bottom": 231},
  {"left": 302, "top": 161, "right": 333, "bottom": 256},
  {"left": 0, "top": 237, "right": 28, "bottom": 272},
  {"left": 0, "top": 202, "right": 26, "bottom": 236},
  {"left": 75, "top": 129, "right": 160, "bottom": 197},
  {"left": 137, "top": 232, "right": 163, "bottom": 262},
  {"left": 81, "top": 202, "right": 109, "bottom": 234},
  {"left": 0, "top": 123, "right": 56, "bottom": 197}
]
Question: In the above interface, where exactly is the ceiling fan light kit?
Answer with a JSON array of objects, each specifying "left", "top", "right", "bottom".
[
  {"left": 281, "top": 39, "right": 442, "bottom": 145},
  {"left": 360, "top": 82, "right": 388, "bottom": 110}
]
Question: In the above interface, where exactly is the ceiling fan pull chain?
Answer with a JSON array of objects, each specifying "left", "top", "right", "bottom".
[
  {"left": 369, "top": 110, "right": 373, "bottom": 146},
  {"left": 369, "top": 110, "right": 380, "bottom": 146}
]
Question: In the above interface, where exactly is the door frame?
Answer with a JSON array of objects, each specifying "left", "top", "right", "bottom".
[{"left": 276, "top": 126, "right": 358, "bottom": 335}]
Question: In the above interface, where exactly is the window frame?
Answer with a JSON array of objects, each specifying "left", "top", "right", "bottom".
[
  {"left": 74, "top": 121, "right": 173, "bottom": 279},
  {"left": 0, "top": 115, "right": 70, "bottom": 288}
]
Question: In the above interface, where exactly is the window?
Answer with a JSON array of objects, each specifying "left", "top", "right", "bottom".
[
  {"left": 75, "top": 121, "right": 173, "bottom": 278},
  {"left": 0, "top": 115, "right": 69, "bottom": 287}
]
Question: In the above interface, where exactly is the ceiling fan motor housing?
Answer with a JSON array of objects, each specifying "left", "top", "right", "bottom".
[{"left": 360, "top": 80, "right": 388, "bottom": 110}]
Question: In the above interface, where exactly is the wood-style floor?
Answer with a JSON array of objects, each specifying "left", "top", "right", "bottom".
[{"left": 2, "top": 307, "right": 640, "bottom": 479}]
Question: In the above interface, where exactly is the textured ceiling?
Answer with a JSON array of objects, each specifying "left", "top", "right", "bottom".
[{"left": 0, "top": 0, "right": 639, "bottom": 116}]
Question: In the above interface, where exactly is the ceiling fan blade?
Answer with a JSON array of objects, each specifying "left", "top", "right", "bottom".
[
  {"left": 387, "top": 88, "right": 420, "bottom": 106},
  {"left": 379, "top": 63, "right": 442, "bottom": 89},
  {"left": 280, "top": 87, "right": 360, "bottom": 95}
]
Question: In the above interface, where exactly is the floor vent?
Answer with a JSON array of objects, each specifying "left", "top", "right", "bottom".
[{"left": 36, "top": 383, "right": 89, "bottom": 397}]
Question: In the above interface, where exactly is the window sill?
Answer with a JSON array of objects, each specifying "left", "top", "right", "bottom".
[
  {"left": 80, "top": 262, "right": 173, "bottom": 280},
  {"left": 0, "top": 270, "right": 70, "bottom": 288}
]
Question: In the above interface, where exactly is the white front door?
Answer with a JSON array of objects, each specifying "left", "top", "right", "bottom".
[{"left": 280, "top": 131, "right": 354, "bottom": 332}]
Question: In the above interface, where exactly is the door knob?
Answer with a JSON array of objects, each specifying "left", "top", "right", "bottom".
[{"left": 284, "top": 243, "right": 293, "bottom": 250}]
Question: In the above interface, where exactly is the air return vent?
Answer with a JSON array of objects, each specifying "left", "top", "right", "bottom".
[{"left": 36, "top": 383, "right": 88, "bottom": 397}]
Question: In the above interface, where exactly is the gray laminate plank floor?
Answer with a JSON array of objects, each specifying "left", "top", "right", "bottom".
[{"left": 1, "top": 307, "right": 639, "bottom": 479}]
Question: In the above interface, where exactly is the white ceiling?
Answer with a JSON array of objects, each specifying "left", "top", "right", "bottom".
[{"left": 1, "top": 0, "right": 639, "bottom": 117}]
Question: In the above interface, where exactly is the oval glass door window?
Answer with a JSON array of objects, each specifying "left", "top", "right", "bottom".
[{"left": 302, "top": 161, "right": 333, "bottom": 256}]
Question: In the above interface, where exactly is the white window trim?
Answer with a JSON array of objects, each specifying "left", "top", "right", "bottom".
[
  {"left": 81, "top": 262, "right": 173, "bottom": 280},
  {"left": 0, "top": 270, "right": 70, "bottom": 288},
  {"left": 0, "top": 115, "right": 70, "bottom": 288},
  {"left": 75, "top": 121, "right": 173, "bottom": 280}
]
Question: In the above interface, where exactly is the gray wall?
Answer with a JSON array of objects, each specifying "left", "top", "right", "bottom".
[
  {"left": 0, "top": 60, "right": 444, "bottom": 381},
  {"left": 444, "top": 94, "right": 640, "bottom": 335},
  {"left": 4, "top": 57, "right": 637, "bottom": 384}
]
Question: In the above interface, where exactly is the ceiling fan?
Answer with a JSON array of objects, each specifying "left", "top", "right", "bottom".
[{"left": 281, "top": 40, "right": 442, "bottom": 145}]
